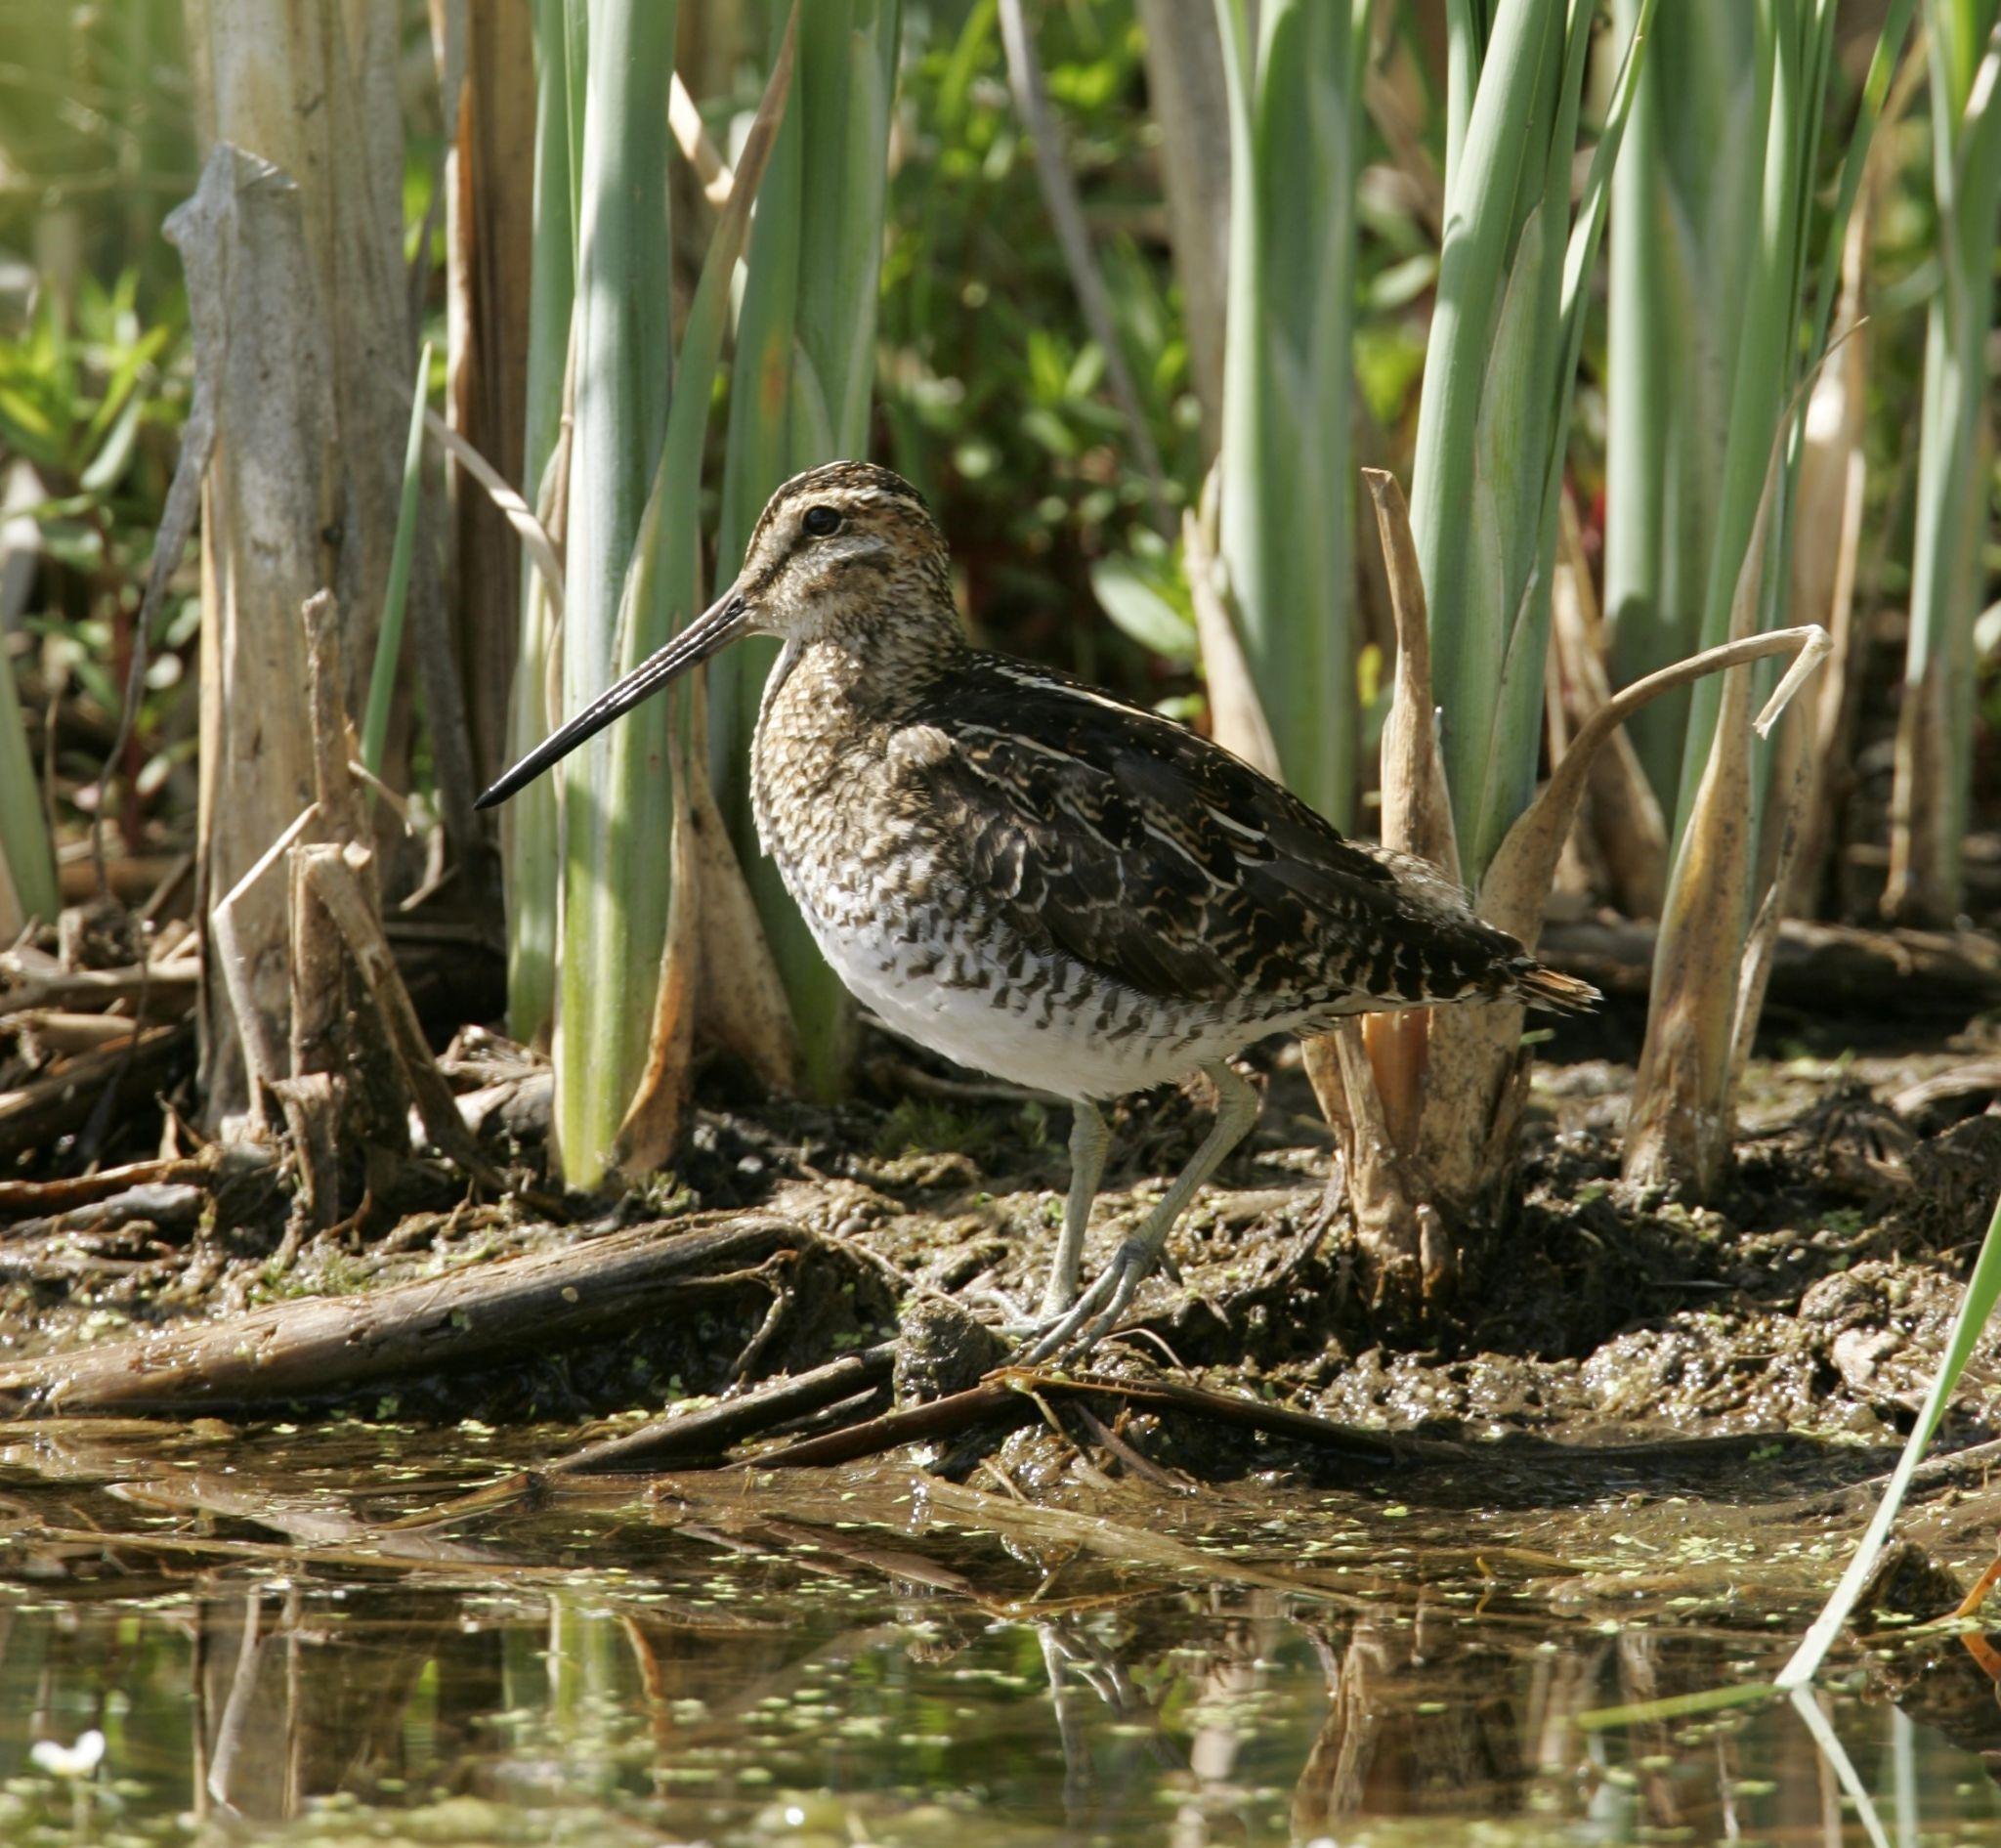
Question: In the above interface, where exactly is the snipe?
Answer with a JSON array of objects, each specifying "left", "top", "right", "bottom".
[{"left": 479, "top": 461, "right": 1595, "bottom": 1356}]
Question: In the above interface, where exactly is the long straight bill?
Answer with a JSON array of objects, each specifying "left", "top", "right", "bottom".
[{"left": 476, "top": 584, "right": 749, "bottom": 808}]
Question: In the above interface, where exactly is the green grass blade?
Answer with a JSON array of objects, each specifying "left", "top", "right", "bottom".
[
  {"left": 0, "top": 629, "right": 58, "bottom": 929},
  {"left": 1776, "top": 1191, "right": 2001, "bottom": 1689},
  {"left": 1804, "top": 0, "right": 1914, "bottom": 365},
  {"left": 1212, "top": 0, "right": 1366, "bottom": 827},
  {"left": 521, "top": 0, "right": 581, "bottom": 514},
  {"left": 1670, "top": 4, "right": 1835, "bottom": 831},
  {"left": 553, "top": 0, "right": 677, "bottom": 1187},
  {"left": 1886, "top": 0, "right": 2001, "bottom": 916},
  {"left": 1409, "top": 0, "right": 1629, "bottom": 881},
  {"left": 361, "top": 340, "right": 432, "bottom": 780},
  {"left": 706, "top": 0, "right": 902, "bottom": 1100},
  {"left": 502, "top": 0, "right": 584, "bottom": 1047},
  {"left": 1604, "top": 0, "right": 1764, "bottom": 806}
]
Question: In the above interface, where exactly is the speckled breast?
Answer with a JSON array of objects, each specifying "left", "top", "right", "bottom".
[{"left": 747, "top": 649, "right": 1265, "bottom": 1099}]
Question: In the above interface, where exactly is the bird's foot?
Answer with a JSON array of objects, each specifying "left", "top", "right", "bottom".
[
  {"left": 963, "top": 1279, "right": 1037, "bottom": 1330},
  {"left": 1013, "top": 1234, "right": 1160, "bottom": 1366}
]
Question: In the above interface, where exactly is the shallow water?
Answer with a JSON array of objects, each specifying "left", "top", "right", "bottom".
[{"left": 3, "top": 1420, "right": 2000, "bottom": 1846}]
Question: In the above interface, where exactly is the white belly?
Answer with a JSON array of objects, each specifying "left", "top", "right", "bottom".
[{"left": 793, "top": 894, "right": 1261, "bottom": 1101}]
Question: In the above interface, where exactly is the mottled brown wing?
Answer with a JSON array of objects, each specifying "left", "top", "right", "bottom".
[{"left": 904, "top": 656, "right": 1521, "bottom": 1010}]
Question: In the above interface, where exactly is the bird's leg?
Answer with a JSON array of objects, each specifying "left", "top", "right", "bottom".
[
  {"left": 1042, "top": 1099, "right": 1111, "bottom": 1318},
  {"left": 1018, "top": 1060, "right": 1259, "bottom": 1363}
]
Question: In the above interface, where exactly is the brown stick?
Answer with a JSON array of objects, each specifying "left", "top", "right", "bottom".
[
  {"left": 0, "top": 960, "right": 199, "bottom": 1021},
  {"left": 0, "top": 1213, "right": 813, "bottom": 1414},
  {"left": 742, "top": 1367, "right": 1427, "bottom": 1473},
  {"left": 0, "top": 1025, "right": 191, "bottom": 1165},
  {"left": 547, "top": 1344, "right": 899, "bottom": 1474},
  {"left": 11, "top": 1012, "right": 149, "bottom": 1055},
  {"left": 0, "top": 1154, "right": 215, "bottom": 1220}
]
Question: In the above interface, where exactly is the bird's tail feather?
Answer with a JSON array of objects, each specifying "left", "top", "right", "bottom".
[{"left": 1506, "top": 961, "right": 1599, "bottom": 1013}]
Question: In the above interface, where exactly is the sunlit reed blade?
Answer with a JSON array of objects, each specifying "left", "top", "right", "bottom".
[
  {"left": 501, "top": 0, "right": 584, "bottom": 1048},
  {"left": 706, "top": 0, "right": 903, "bottom": 1101},
  {"left": 1212, "top": 0, "right": 1369, "bottom": 830},
  {"left": 1885, "top": 0, "right": 2001, "bottom": 920},
  {"left": 551, "top": 0, "right": 678, "bottom": 1188}
]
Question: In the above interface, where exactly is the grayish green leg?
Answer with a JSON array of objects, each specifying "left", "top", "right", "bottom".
[
  {"left": 1042, "top": 1099, "right": 1112, "bottom": 1318},
  {"left": 1020, "top": 1060, "right": 1259, "bottom": 1363}
]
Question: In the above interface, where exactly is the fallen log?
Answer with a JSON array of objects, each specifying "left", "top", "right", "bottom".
[
  {"left": 0, "top": 1212, "right": 823, "bottom": 1416},
  {"left": 1538, "top": 916, "right": 2001, "bottom": 1014}
]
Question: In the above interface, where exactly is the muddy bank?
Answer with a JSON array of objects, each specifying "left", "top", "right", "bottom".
[{"left": 4, "top": 1011, "right": 1998, "bottom": 1476}]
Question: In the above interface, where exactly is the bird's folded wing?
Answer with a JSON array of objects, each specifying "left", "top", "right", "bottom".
[{"left": 905, "top": 657, "right": 1501, "bottom": 1010}]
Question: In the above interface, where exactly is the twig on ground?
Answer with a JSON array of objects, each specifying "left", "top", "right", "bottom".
[
  {"left": 0, "top": 954, "right": 198, "bottom": 1021},
  {"left": 1, "top": 1182, "right": 204, "bottom": 1245},
  {"left": 0, "top": 1153, "right": 212, "bottom": 1219},
  {"left": 734, "top": 1367, "right": 1436, "bottom": 1473},
  {"left": 0, "top": 1024, "right": 190, "bottom": 1166},
  {"left": 546, "top": 1344, "right": 899, "bottom": 1476}
]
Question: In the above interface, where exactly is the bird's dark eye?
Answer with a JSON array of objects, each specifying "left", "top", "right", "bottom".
[{"left": 803, "top": 504, "right": 842, "bottom": 537}]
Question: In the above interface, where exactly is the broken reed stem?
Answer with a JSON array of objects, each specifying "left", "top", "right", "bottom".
[
  {"left": 210, "top": 802, "right": 320, "bottom": 1111},
  {"left": 1479, "top": 625, "right": 1831, "bottom": 949},
  {"left": 1325, "top": 463, "right": 1831, "bottom": 1306},
  {"left": 1621, "top": 381, "right": 1838, "bottom": 1200},
  {"left": 299, "top": 842, "right": 505, "bottom": 1191},
  {"left": 1363, "top": 468, "right": 1458, "bottom": 879},
  {"left": 421, "top": 407, "right": 565, "bottom": 617},
  {"left": 1346, "top": 470, "right": 1454, "bottom": 1183}
]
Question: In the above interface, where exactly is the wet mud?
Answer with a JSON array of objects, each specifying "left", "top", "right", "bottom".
[{"left": 6, "top": 1019, "right": 1999, "bottom": 1458}]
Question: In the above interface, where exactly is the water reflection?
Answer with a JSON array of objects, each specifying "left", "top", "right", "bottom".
[
  {"left": 7, "top": 1580, "right": 2001, "bottom": 1843},
  {"left": 3, "top": 1434, "right": 2001, "bottom": 1844}
]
